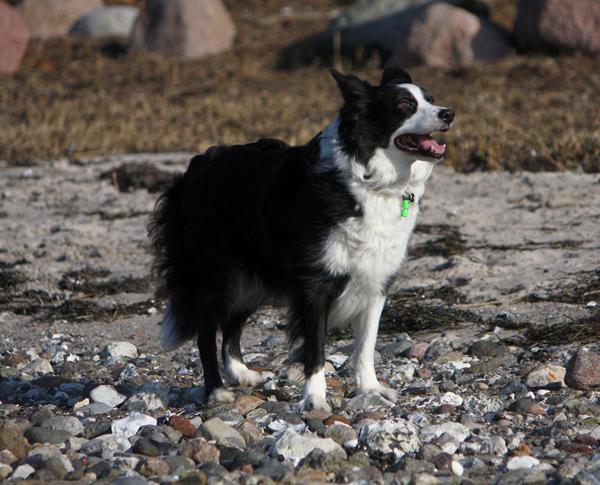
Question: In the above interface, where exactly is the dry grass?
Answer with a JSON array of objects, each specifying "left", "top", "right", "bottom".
[{"left": 0, "top": 0, "right": 598, "bottom": 171}]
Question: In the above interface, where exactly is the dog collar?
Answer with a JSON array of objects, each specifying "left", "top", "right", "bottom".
[{"left": 401, "top": 193, "right": 415, "bottom": 217}]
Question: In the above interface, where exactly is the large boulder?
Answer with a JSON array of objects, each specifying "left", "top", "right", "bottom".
[
  {"left": 129, "top": 0, "right": 236, "bottom": 59},
  {"left": 0, "top": 2, "right": 29, "bottom": 74},
  {"left": 391, "top": 3, "right": 512, "bottom": 67},
  {"left": 514, "top": 0, "right": 600, "bottom": 55},
  {"left": 18, "top": 0, "right": 103, "bottom": 39},
  {"left": 283, "top": 0, "right": 509, "bottom": 68},
  {"left": 70, "top": 6, "right": 140, "bottom": 38}
]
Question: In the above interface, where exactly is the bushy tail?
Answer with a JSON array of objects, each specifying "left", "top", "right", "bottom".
[{"left": 148, "top": 175, "right": 197, "bottom": 350}]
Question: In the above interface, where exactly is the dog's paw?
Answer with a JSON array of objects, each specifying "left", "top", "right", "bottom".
[
  {"left": 234, "top": 368, "right": 265, "bottom": 387},
  {"left": 207, "top": 388, "right": 235, "bottom": 403},
  {"left": 358, "top": 384, "right": 399, "bottom": 403},
  {"left": 225, "top": 359, "right": 266, "bottom": 387},
  {"left": 294, "top": 395, "right": 332, "bottom": 413}
]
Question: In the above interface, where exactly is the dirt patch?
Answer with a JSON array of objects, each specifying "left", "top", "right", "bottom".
[
  {"left": 47, "top": 298, "right": 156, "bottom": 322},
  {"left": 525, "top": 310, "right": 600, "bottom": 345},
  {"left": 392, "top": 283, "right": 469, "bottom": 305},
  {"left": 0, "top": 269, "right": 27, "bottom": 291},
  {"left": 100, "top": 162, "right": 177, "bottom": 193},
  {"left": 380, "top": 291, "right": 482, "bottom": 334},
  {"left": 58, "top": 268, "right": 151, "bottom": 297},
  {"left": 3, "top": 290, "right": 155, "bottom": 322},
  {"left": 410, "top": 224, "right": 467, "bottom": 259},
  {"left": 524, "top": 269, "right": 600, "bottom": 305}
]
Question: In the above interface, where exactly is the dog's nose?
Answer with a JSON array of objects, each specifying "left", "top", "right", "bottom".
[{"left": 438, "top": 108, "right": 454, "bottom": 124}]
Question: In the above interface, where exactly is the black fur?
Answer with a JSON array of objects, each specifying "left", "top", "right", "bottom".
[{"left": 149, "top": 136, "right": 357, "bottom": 399}]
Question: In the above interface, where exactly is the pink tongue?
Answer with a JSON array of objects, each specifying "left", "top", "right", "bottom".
[{"left": 416, "top": 135, "right": 446, "bottom": 155}]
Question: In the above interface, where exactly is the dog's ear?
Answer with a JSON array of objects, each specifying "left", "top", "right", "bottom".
[
  {"left": 380, "top": 64, "right": 412, "bottom": 85},
  {"left": 330, "top": 68, "right": 369, "bottom": 102}
]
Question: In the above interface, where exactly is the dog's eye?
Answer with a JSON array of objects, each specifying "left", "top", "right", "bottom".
[{"left": 398, "top": 100, "right": 414, "bottom": 111}]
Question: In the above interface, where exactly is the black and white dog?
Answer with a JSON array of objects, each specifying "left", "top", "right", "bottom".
[{"left": 149, "top": 65, "right": 454, "bottom": 411}]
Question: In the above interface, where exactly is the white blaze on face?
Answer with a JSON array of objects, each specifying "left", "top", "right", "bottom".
[{"left": 393, "top": 84, "right": 448, "bottom": 138}]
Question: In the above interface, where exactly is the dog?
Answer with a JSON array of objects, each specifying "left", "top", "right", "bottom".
[{"left": 149, "top": 65, "right": 454, "bottom": 411}]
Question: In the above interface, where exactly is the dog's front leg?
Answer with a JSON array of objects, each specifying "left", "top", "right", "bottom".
[
  {"left": 353, "top": 294, "right": 398, "bottom": 402},
  {"left": 292, "top": 301, "right": 331, "bottom": 413}
]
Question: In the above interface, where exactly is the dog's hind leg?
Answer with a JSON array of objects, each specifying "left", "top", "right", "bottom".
[
  {"left": 222, "top": 313, "right": 264, "bottom": 387},
  {"left": 198, "top": 326, "right": 234, "bottom": 403}
]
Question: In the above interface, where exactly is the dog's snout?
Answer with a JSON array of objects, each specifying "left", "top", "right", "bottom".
[{"left": 438, "top": 108, "right": 454, "bottom": 124}]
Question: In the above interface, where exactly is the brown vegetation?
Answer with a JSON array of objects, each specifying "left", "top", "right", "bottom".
[{"left": 0, "top": 0, "right": 598, "bottom": 172}]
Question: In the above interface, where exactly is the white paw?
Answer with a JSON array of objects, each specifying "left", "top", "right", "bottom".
[
  {"left": 234, "top": 368, "right": 265, "bottom": 387},
  {"left": 294, "top": 395, "right": 332, "bottom": 413},
  {"left": 359, "top": 384, "right": 399, "bottom": 403},
  {"left": 225, "top": 358, "right": 265, "bottom": 387},
  {"left": 207, "top": 388, "right": 235, "bottom": 403}
]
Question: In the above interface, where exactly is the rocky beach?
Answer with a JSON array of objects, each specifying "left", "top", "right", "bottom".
[{"left": 1, "top": 155, "right": 599, "bottom": 483}]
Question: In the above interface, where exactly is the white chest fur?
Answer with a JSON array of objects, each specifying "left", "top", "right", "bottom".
[
  {"left": 323, "top": 184, "right": 421, "bottom": 326},
  {"left": 317, "top": 118, "right": 435, "bottom": 327},
  {"left": 323, "top": 188, "right": 419, "bottom": 291}
]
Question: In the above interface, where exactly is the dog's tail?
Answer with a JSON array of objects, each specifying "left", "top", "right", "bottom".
[{"left": 148, "top": 173, "right": 197, "bottom": 350}]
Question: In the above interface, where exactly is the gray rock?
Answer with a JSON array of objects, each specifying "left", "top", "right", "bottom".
[
  {"left": 100, "top": 435, "right": 131, "bottom": 459},
  {"left": 271, "top": 428, "right": 346, "bottom": 466},
  {"left": 24, "top": 427, "right": 72, "bottom": 444},
  {"left": 89, "top": 384, "right": 126, "bottom": 408},
  {"left": 566, "top": 347, "right": 600, "bottom": 390},
  {"left": 468, "top": 340, "right": 506, "bottom": 358},
  {"left": 31, "top": 405, "right": 55, "bottom": 425},
  {"left": 201, "top": 417, "right": 245, "bottom": 449},
  {"left": 514, "top": 0, "right": 600, "bottom": 55},
  {"left": 25, "top": 444, "right": 62, "bottom": 467},
  {"left": 393, "top": 2, "right": 512, "bottom": 67},
  {"left": 111, "top": 476, "right": 149, "bottom": 485},
  {"left": 255, "top": 458, "right": 290, "bottom": 481},
  {"left": 69, "top": 6, "right": 139, "bottom": 38},
  {"left": 132, "top": 436, "right": 160, "bottom": 457},
  {"left": 380, "top": 340, "right": 413, "bottom": 358},
  {"left": 481, "top": 436, "right": 508, "bottom": 456},
  {"left": 508, "top": 398, "right": 544, "bottom": 415},
  {"left": 43, "top": 455, "right": 74, "bottom": 478},
  {"left": 105, "top": 341, "right": 138, "bottom": 360},
  {"left": 124, "top": 382, "right": 169, "bottom": 411},
  {"left": 137, "top": 426, "right": 177, "bottom": 454},
  {"left": 0, "top": 463, "right": 11, "bottom": 480},
  {"left": 420, "top": 422, "right": 470, "bottom": 443},
  {"left": 129, "top": 0, "right": 236, "bottom": 59},
  {"left": 500, "top": 381, "right": 529, "bottom": 398},
  {"left": 79, "top": 402, "right": 114, "bottom": 416},
  {"left": 358, "top": 419, "right": 420, "bottom": 456},
  {"left": 10, "top": 463, "right": 35, "bottom": 480},
  {"left": 525, "top": 364, "right": 566, "bottom": 389},
  {"left": 506, "top": 455, "right": 540, "bottom": 470},
  {"left": 331, "top": 0, "right": 431, "bottom": 30},
  {"left": 111, "top": 413, "right": 157, "bottom": 438},
  {"left": 21, "top": 358, "right": 53, "bottom": 375},
  {"left": 40, "top": 415, "right": 84, "bottom": 436},
  {"left": 163, "top": 455, "right": 195, "bottom": 474},
  {"left": 0, "top": 449, "right": 17, "bottom": 465}
]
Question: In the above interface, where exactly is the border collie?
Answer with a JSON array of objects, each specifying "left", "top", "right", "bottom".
[{"left": 149, "top": 65, "right": 454, "bottom": 411}]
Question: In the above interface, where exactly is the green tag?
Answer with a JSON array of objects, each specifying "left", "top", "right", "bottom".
[{"left": 401, "top": 198, "right": 411, "bottom": 218}]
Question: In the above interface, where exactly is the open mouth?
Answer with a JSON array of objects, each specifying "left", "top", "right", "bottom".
[{"left": 394, "top": 133, "right": 446, "bottom": 159}]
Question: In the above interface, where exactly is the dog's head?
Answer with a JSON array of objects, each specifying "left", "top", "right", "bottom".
[{"left": 330, "top": 65, "right": 454, "bottom": 186}]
